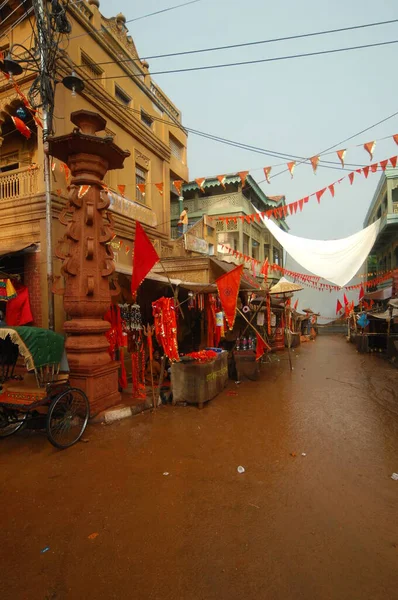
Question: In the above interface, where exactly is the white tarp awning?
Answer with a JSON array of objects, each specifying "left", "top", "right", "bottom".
[{"left": 255, "top": 206, "right": 381, "bottom": 287}]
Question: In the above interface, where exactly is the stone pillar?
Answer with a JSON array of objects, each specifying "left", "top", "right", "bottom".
[{"left": 49, "top": 110, "right": 130, "bottom": 415}]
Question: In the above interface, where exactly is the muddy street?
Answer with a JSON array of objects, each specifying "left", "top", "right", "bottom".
[{"left": 1, "top": 335, "right": 398, "bottom": 600}]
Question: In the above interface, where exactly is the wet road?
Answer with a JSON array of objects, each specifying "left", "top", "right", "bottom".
[{"left": 1, "top": 336, "right": 398, "bottom": 600}]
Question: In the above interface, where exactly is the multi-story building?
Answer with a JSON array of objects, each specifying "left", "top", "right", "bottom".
[
  {"left": 0, "top": 0, "right": 188, "bottom": 329},
  {"left": 363, "top": 167, "right": 398, "bottom": 298},
  {"left": 170, "top": 173, "right": 288, "bottom": 279}
]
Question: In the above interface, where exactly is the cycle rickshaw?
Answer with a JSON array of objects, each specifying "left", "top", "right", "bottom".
[{"left": 0, "top": 326, "right": 89, "bottom": 449}]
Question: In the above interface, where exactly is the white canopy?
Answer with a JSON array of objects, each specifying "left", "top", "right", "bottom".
[{"left": 255, "top": 207, "right": 381, "bottom": 287}]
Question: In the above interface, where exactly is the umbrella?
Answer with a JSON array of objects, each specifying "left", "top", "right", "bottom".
[{"left": 268, "top": 278, "right": 303, "bottom": 370}]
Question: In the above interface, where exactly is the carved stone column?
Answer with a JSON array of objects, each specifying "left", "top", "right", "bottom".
[{"left": 49, "top": 110, "right": 130, "bottom": 415}]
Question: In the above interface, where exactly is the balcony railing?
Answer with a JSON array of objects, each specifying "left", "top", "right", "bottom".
[{"left": 0, "top": 166, "right": 39, "bottom": 201}]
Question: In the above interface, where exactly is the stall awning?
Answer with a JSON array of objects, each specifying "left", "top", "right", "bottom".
[
  {"left": 364, "top": 286, "right": 392, "bottom": 300},
  {"left": 0, "top": 241, "right": 37, "bottom": 257},
  {"left": 210, "top": 257, "right": 262, "bottom": 290}
]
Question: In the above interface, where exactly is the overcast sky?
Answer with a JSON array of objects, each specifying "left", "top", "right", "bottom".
[{"left": 102, "top": 0, "right": 398, "bottom": 317}]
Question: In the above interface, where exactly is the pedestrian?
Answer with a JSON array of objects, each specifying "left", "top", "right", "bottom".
[{"left": 179, "top": 206, "right": 189, "bottom": 234}]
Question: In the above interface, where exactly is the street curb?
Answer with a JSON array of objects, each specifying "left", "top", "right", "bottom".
[{"left": 90, "top": 399, "right": 158, "bottom": 424}]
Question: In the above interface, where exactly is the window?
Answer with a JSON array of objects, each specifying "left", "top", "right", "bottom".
[
  {"left": 115, "top": 84, "right": 131, "bottom": 106},
  {"left": 135, "top": 165, "right": 146, "bottom": 203},
  {"left": 169, "top": 134, "right": 184, "bottom": 162},
  {"left": 80, "top": 50, "right": 104, "bottom": 81},
  {"left": 140, "top": 110, "right": 153, "bottom": 128}
]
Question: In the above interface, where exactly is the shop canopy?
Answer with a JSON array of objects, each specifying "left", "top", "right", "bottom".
[
  {"left": 0, "top": 241, "right": 37, "bottom": 257},
  {"left": 254, "top": 206, "right": 381, "bottom": 288}
]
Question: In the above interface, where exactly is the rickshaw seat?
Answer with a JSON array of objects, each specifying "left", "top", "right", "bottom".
[{"left": 0, "top": 374, "right": 47, "bottom": 406}]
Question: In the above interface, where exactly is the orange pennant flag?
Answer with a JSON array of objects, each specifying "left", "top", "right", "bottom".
[
  {"left": 238, "top": 171, "right": 249, "bottom": 188},
  {"left": 136, "top": 183, "right": 146, "bottom": 195},
  {"left": 393, "top": 134, "right": 398, "bottom": 145},
  {"left": 155, "top": 182, "right": 164, "bottom": 195},
  {"left": 298, "top": 198, "right": 304, "bottom": 211},
  {"left": 195, "top": 177, "right": 206, "bottom": 192},
  {"left": 173, "top": 180, "right": 183, "bottom": 195},
  {"left": 216, "top": 175, "right": 226, "bottom": 189},
  {"left": 363, "top": 166, "right": 370, "bottom": 178},
  {"left": 328, "top": 184, "right": 335, "bottom": 197},
  {"left": 390, "top": 156, "right": 398, "bottom": 168},
  {"left": 348, "top": 172, "right": 355, "bottom": 185},
  {"left": 263, "top": 166, "right": 272, "bottom": 183},
  {"left": 315, "top": 188, "right": 326, "bottom": 203},
  {"left": 215, "top": 264, "right": 243, "bottom": 330},
  {"left": 287, "top": 162, "right": 296, "bottom": 178},
  {"left": 117, "top": 184, "right": 126, "bottom": 196},
  {"left": 370, "top": 163, "right": 378, "bottom": 173},
  {"left": 364, "top": 141, "right": 376, "bottom": 161},
  {"left": 336, "top": 149, "right": 346, "bottom": 167},
  {"left": 379, "top": 159, "right": 388, "bottom": 171},
  {"left": 310, "top": 155, "right": 320, "bottom": 173}
]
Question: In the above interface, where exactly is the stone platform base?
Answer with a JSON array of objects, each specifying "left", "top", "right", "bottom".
[{"left": 68, "top": 362, "right": 121, "bottom": 416}]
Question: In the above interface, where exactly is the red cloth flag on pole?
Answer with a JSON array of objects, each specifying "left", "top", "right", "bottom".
[
  {"left": 131, "top": 222, "right": 160, "bottom": 295},
  {"left": 359, "top": 285, "right": 365, "bottom": 301},
  {"left": 255, "top": 333, "right": 270, "bottom": 360},
  {"left": 215, "top": 264, "right": 243, "bottom": 330},
  {"left": 336, "top": 299, "right": 343, "bottom": 314},
  {"left": 293, "top": 299, "right": 298, "bottom": 310},
  {"left": 263, "top": 166, "right": 272, "bottom": 183},
  {"left": 343, "top": 293, "right": 349, "bottom": 305}
]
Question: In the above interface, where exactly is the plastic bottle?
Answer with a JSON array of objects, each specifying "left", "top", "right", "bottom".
[
  {"left": 236, "top": 336, "right": 240, "bottom": 350},
  {"left": 242, "top": 336, "right": 247, "bottom": 350}
]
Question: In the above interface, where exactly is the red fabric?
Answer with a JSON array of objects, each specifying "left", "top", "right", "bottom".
[
  {"left": 104, "top": 304, "right": 127, "bottom": 389},
  {"left": 206, "top": 295, "right": 216, "bottom": 347},
  {"left": 336, "top": 299, "right": 343, "bottom": 314},
  {"left": 215, "top": 264, "right": 243, "bottom": 330},
  {"left": 131, "top": 221, "right": 160, "bottom": 295},
  {"left": 256, "top": 333, "right": 270, "bottom": 360},
  {"left": 293, "top": 299, "right": 298, "bottom": 310},
  {"left": 343, "top": 293, "right": 349, "bottom": 306},
  {"left": 5, "top": 284, "right": 33, "bottom": 326},
  {"left": 359, "top": 285, "right": 365, "bottom": 301},
  {"left": 11, "top": 116, "right": 31, "bottom": 139}
]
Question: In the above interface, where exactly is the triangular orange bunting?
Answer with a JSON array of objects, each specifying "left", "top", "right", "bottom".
[
  {"left": 328, "top": 184, "right": 335, "bottom": 197},
  {"left": 364, "top": 141, "right": 376, "bottom": 161},
  {"left": 310, "top": 155, "right": 320, "bottom": 173},
  {"left": 336, "top": 149, "right": 346, "bottom": 167},
  {"left": 298, "top": 199, "right": 304, "bottom": 211},
  {"left": 155, "top": 182, "right": 164, "bottom": 195},
  {"left": 173, "top": 180, "right": 183, "bottom": 195},
  {"left": 362, "top": 166, "right": 370, "bottom": 178},
  {"left": 380, "top": 159, "right": 388, "bottom": 171},
  {"left": 137, "top": 183, "right": 146, "bottom": 195},
  {"left": 287, "top": 162, "right": 295, "bottom": 178},
  {"left": 216, "top": 175, "right": 226, "bottom": 189},
  {"left": 370, "top": 163, "right": 378, "bottom": 173},
  {"left": 315, "top": 188, "right": 326, "bottom": 203},
  {"left": 195, "top": 177, "right": 206, "bottom": 192},
  {"left": 390, "top": 156, "right": 398, "bottom": 168},
  {"left": 348, "top": 172, "right": 355, "bottom": 185},
  {"left": 238, "top": 171, "right": 249, "bottom": 188},
  {"left": 263, "top": 166, "right": 272, "bottom": 183},
  {"left": 117, "top": 184, "right": 126, "bottom": 196},
  {"left": 215, "top": 264, "right": 243, "bottom": 330},
  {"left": 56, "top": 189, "right": 62, "bottom": 196}
]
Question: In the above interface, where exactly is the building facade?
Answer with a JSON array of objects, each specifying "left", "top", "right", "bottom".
[
  {"left": 363, "top": 167, "right": 398, "bottom": 297},
  {"left": 0, "top": 0, "right": 188, "bottom": 329},
  {"left": 170, "top": 174, "right": 288, "bottom": 280}
]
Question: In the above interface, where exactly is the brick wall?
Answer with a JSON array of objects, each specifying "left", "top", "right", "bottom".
[{"left": 24, "top": 251, "right": 43, "bottom": 326}]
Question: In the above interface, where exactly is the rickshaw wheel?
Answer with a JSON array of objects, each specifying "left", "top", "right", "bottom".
[
  {"left": 46, "top": 388, "right": 89, "bottom": 449},
  {"left": 0, "top": 407, "right": 27, "bottom": 438}
]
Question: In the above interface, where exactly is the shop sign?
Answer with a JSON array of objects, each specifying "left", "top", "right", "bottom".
[
  {"left": 185, "top": 233, "right": 209, "bottom": 255},
  {"left": 107, "top": 191, "right": 157, "bottom": 227}
]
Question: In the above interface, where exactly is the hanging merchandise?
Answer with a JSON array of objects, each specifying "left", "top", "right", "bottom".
[
  {"left": 206, "top": 294, "right": 217, "bottom": 347},
  {"left": 152, "top": 297, "right": 180, "bottom": 362},
  {"left": 119, "top": 302, "right": 146, "bottom": 398},
  {"left": 104, "top": 304, "right": 127, "bottom": 389},
  {"left": 0, "top": 279, "right": 17, "bottom": 301}
]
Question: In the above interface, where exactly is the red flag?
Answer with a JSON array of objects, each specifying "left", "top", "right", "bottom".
[
  {"left": 343, "top": 293, "right": 349, "bottom": 305},
  {"left": 131, "top": 222, "right": 160, "bottom": 294},
  {"left": 11, "top": 116, "right": 31, "bottom": 139},
  {"left": 195, "top": 177, "right": 206, "bottom": 192},
  {"left": 117, "top": 184, "right": 126, "bottom": 196},
  {"left": 238, "top": 171, "right": 249, "bottom": 188},
  {"left": 287, "top": 161, "right": 295, "bottom": 178},
  {"left": 310, "top": 155, "right": 320, "bottom": 173},
  {"left": 255, "top": 333, "right": 270, "bottom": 360},
  {"left": 359, "top": 285, "right": 365, "bottom": 301},
  {"left": 348, "top": 172, "right": 355, "bottom": 185},
  {"left": 364, "top": 141, "right": 376, "bottom": 161},
  {"left": 215, "top": 264, "right": 243, "bottom": 330},
  {"left": 263, "top": 166, "right": 272, "bottom": 183},
  {"left": 380, "top": 159, "right": 388, "bottom": 171},
  {"left": 260, "top": 258, "right": 269, "bottom": 278},
  {"left": 173, "top": 180, "right": 183, "bottom": 195},
  {"left": 393, "top": 134, "right": 398, "bottom": 145},
  {"left": 137, "top": 183, "right": 146, "bottom": 195},
  {"left": 298, "top": 198, "right": 304, "bottom": 211},
  {"left": 370, "top": 163, "right": 378, "bottom": 173},
  {"left": 155, "top": 182, "right": 163, "bottom": 195},
  {"left": 363, "top": 166, "right": 370, "bottom": 178},
  {"left": 390, "top": 156, "right": 398, "bottom": 168},
  {"left": 336, "top": 149, "right": 346, "bottom": 167},
  {"left": 328, "top": 184, "right": 335, "bottom": 197},
  {"left": 315, "top": 188, "right": 326, "bottom": 203},
  {"left": 293, "top": 299, "right": 298, "bottom": 310},
  {"left": 336, "top": 299, "right": 343, "bottom": 314}
]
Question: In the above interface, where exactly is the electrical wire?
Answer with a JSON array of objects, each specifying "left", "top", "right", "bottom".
[
  {"left": 0, "top": 3, "right": 34, "bottom": 43},
  {"left": 74, "top": 18, "right": 398, "bottom": 69},
  {"left": 86, "top": 39, "right": 398, "bottom": 82}
]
